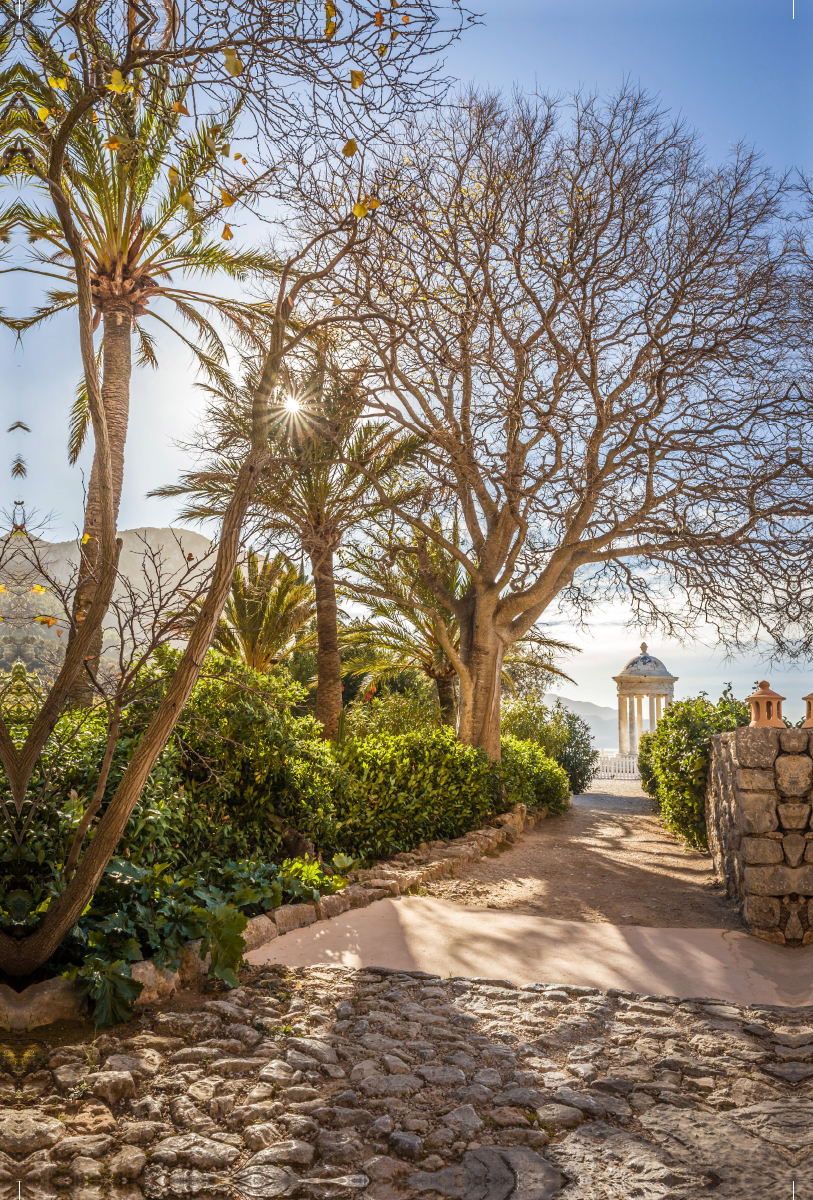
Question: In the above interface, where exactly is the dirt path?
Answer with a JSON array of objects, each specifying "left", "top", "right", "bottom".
[{"left": 422, "top": 781, "right": 746, "bottom": 929}]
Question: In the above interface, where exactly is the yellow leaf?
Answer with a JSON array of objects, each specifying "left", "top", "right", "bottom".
[
  {"left": 375, "top": 9, "right": 383, "bottom": 27},
  {"left": 390, "top": 30, "right": 398, "bottom": 39},
  {"left": 350, "top": 69, "right": 364, "bottom": 89},
  {"left": 106, "top": 69, "right": 131, "bottom": 93},
  {"left": 378, "top": 43, "right": 387, "bottom": 56},
  {"left": 325, "top": 19, "right": 336, "bottom": 38},
  {"left": 82, "top": 534, "right": 89, "bottom": 544},
  {"left": 104, "top": 136, "right": 121, "bottom": 151},
  {"left": 179, "top": 191, "right": 194, "bottom": 212},
  {"left": 368, "top": 196, "right": 381, "bottom": 210},
  {"left": 37, "top": 106, "right": 50, "bottom": 121},
  {"left": 402, "top": 13, "right": 410, "bottom": 21},
  {"left": 234, "top": 152, "right": 242, "bottom": 159},
  {"left": 91, "top": 112, "right": 98, "bottom": 123},
  {"left": 0, "top": 585, "right": 6, "bottom": 593},
  {"left": 68, "top": 51, "right": 78, "bottom": 60},
  {"left": 221, "top": 143, "right": 230, "bottom": 157},
  {"left": 353, "top": 201, "right": 368, "bottom": 218},
  {"left": 172, "top": 101, "right": 190, "bottom": 115},
  {"left": 222, "top": 224, "right": 234, "bottom": 240},
  {"left": 391, "top": 0, "right": 399, "bottom": 6},
  {"left": 223, "top": 49, "right": 243, "bottom": 76},
  {"left": 221, "top": 189, "right": 236, "bottom": 207},
  {"left": 31, "top": 584, "right": 46, "bottom": 593},
  {"left": 325, "top": 1, "right": 336, "bottom": 12},
  {"left": 168, "top": 165, "right": 180, "bottom": 186},
  {"left": 43, "top": 616, "right": 58, "bottom": 628},
  {"left": 205, "top": 134, "right": 218, "bottom": 154},
  {"left": 48, "top": 76, "right": 68, "bottom": 90},
  {"left": 342, "top": 138, "right": 358, "bottom": 156}
]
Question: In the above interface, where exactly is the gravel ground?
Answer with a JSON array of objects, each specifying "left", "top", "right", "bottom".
[
  {"left": 420, "top": 782, "right": 746, "bottom": 930},
  {"left": 8, "top": 965, "right": 812, "bottom": 1199}
]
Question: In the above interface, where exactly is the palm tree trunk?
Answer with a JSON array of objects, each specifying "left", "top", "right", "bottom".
[
  {"left": 310, "top": 546, "right": 343, "bottom": 741},
  {"left": 68, "top": 303, "right": 132, "bottom": 705},
  {"left": 436, "top": 675, "right": 457, "bottom": 726}
]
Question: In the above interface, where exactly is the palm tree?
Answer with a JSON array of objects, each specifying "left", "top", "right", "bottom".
[
  {"left": 5, "top": 62, "right": 277, "bottom": 698},
  {"left": 211, "top": 550, "right": 316, "bottom": 673},
  {"left": 342, "top": 523, "right": 577, "bottom": 726},
  {"left": 154, "top": 353, "right": 422, "bottom": 739}
]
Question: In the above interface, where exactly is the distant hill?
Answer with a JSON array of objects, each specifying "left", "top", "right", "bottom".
[
  {"left": 35, "top": 527, "right": 212, "bottom": 589},
  {"left": 543, "top": 692, "right": 619, "bottom": 749}
]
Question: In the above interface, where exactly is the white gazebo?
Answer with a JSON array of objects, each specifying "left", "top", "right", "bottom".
[{"left": 612, "top": 643, "right": 678, "bottom": 754}]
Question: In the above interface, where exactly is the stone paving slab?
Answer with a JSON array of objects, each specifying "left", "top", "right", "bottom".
[
  {"left": 8, "top": 964, "right": 813, "bottom": 1199},
  {"left": 245, "top": 896, "right": 812, "bottom": 1007}
]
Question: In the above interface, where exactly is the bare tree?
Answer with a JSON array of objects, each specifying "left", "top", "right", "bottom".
[{"left": 333, "top": 89, "right": 792, "bottom": 757}]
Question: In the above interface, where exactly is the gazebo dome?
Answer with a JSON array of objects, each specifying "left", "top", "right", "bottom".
[{"left": 616, "top": 643, "right": 674, "bottom": 680}]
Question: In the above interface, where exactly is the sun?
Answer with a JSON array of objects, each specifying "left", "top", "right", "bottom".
[{"left": 283, "top": 394, "right": 301, "bottom": 413}]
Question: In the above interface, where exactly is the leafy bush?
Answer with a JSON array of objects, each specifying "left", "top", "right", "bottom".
[
  {"left": 555, "top": 706, "right": 599, "bottom": 793},
  {"left": 501, "top": 693, "right": 597, "bottom": 793},
  {"left": 501, "top": 693, "right": 569, "bottom": 758},
  {"left": 499, "top": 735, "right": 570, "bottom": 814},
  {"left": 330, "top": 728, "right": 498, "bottom": 859},
  {"left": 639, "top": 687, "right": 750, "bottom": 847},
  {"left": 342, "top": 680, "right": 442, "bottom": 739}
]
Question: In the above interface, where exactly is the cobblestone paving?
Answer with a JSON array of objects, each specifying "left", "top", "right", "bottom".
[{"left": 6, "top": 965, "right": 813, "bottom": 1199}]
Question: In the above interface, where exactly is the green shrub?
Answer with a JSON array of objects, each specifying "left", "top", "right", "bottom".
[
  {"left": 500, "top": 735, "right": 570, "bottom": 814},
  {"left": 330, "top": 728, "right": 497, "bottom": 859},
  {"left": 342, "top": 680, "right": 442, "bottom": 739},
  {"left": 501, "top": 694, "right": 568, "bottom": 758},
  {"left": 501, "top": 694, "right": 597, "bottom": 794},
  {"left": 639, "top": 687, "right": 750, "bottom": 848}
]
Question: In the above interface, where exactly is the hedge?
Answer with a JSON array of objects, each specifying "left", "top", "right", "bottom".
[{"left": 638, "top": 687, "right": 750, "bottom": 847}]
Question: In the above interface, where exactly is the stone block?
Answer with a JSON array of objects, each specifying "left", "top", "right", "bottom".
[
  {"left": 177, "top": 941, "right": 211, "bottom": 982},
  {"left": 740, "top": 793, "right": 779, "bottom": 834},
  {"left": 343, "top": 886, "right": 372, "bottom": 909},
  {"left": 744, "top": 896, "right": 781, "bottom": 929},
  {"left": 735, "top": 727, "right": 780, "bottom": 768},
  {"left": 781, "top": 729, "right": 811, "bottom": 753},
  {"left": 742, "top": 838, "right": 783, "bottom": 864},
  {"left": 273, "top": 904, "right": 317, "bottom": 934},
  {"left": 131, "top": 961, "right": 177, "bottom": 1007},
  {"left": 243, "top": 914, "right": 278, "bottom": 952},
  {"left": 737, "top": 769, "right": 776, "bottom": 792},
  {"left": 0, "top": 977, "right": 87, "bottom": 1031},
  {"left": 784, "top": 834, "right": 807, "bottom": 868},
  {"left": 776, "top": 755, "right": 813, "bottom": 797},
  {"left": 744, "top": 863, "right": 813, "bottom": 895},
  {"left": 778, "top": 803, "right": 811, "bottom": 830},
  {"left": 315, "top": 892, "right": 351, "bottom": 920}
]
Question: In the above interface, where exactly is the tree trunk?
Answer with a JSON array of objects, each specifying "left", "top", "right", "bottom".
[
  {"left": 456, "top": 595, "right": 505, "bottom": 759},
  {"left": 436, "top": 675, "right": 457, "bottom": 726},
  {"left": 310, "top": 547, "right": 342, "bottom": 741},
  {"left": 68, "top": 303, "right": 132, "bottom": 705}
]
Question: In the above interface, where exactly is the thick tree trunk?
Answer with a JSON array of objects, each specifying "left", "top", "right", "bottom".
[
  {"left": 456, "top": 595, "right": 505, "bottom": 760},
  {"left": 310, "top": 547, "right": 343, "bottom": 741},
  {"left": 69, "top": 303, "right": 132, "bottom": 705},
  {"left": 435, "top": 675, "right": 457, "bottom": 726}
]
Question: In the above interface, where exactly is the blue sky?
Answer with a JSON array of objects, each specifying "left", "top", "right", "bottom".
[{"left": 3, "top": 0, "right": 809, "bottom": 716}]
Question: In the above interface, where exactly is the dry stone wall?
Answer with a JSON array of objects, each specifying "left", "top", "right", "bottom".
[{"left": 706, "top": 727, "right": 813, "bottom": 945}]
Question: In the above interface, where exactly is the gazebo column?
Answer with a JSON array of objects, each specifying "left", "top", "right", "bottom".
[
  {"left": 629, "top": 697, "right": 638, "bottom": 754},
  {"left": 649, "top": 694, "right": 657, "bottom": 733},
  {"left": 634, "top": 696, "right": 644, "bottom": 751},
  {"left": 618, "top": 694, "right": 629, "bottom": 754},
  {"left": 656, "top": 695, "right": 663, "bottom": 721}
]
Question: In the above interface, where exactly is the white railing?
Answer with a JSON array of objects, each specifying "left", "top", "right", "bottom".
[{"left": 595, "top": 752, "right": 640, "bottom": 780}]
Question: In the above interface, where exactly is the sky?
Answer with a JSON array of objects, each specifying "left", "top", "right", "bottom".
[{"left": 2, "top": 0, "right": 811, "bottom": 718}]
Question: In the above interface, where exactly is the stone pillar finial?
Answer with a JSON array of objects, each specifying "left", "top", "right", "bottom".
[
  {"left": 802, "top": 692, "right": 813, "bottom": 730},
  {"left": 640, "top": 641, "right": 647, "bottom": 653},
  {"left": 745, "top": 681, "right": 786, "bottom": 728}
]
